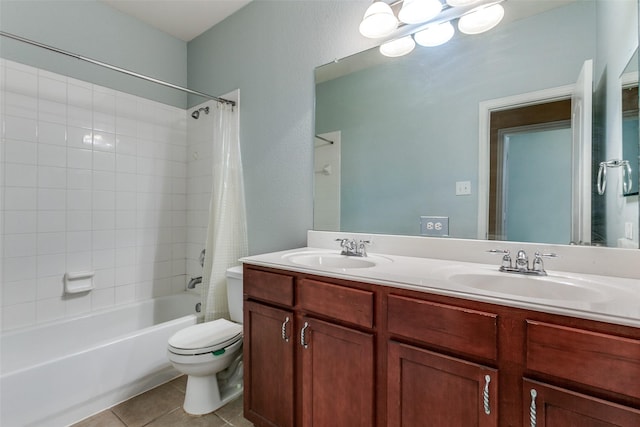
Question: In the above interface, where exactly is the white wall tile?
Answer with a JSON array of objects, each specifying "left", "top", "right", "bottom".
[
  {"left": 38, "top": 211, "right": 66, "bottom": 233},
  {"left": 67, "top": 147, "right": 92, "bottom": 169},
  {"left": 5, "top": 163, "right": 37, "bottom": 187},
  {"left": 38, "top": 188, "right": 66, "bottom": 210},
  {"left": 38, "top": 143, "right": 67, "bottom": 167},
  {"left": 5, "top": 140, "right": 37, "bottom": 164},
  {"left": 1, "top": 64, "right": 188, "bottom": 331},
  {"left": 38, "top": 166, "right": 67, "bottom": 189},
  {"left": 4, "top": 115, "right": 37, "bottom": 142},
  {"left": 4, "top": 211, "right": 37, "bottom": 234},
  {"left": 38, "top": 122, "right": 66, "bottom": 145},
  {"left": 3, "top": 233, "right": 37, "bottom": 258}
]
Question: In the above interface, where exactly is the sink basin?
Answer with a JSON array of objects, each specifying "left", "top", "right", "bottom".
[
  {"left": 448, "top": 272, "right": 610, "bottom": 302},
  {"left": 284, "top": 252, "right": 392, "bottom": 269}
]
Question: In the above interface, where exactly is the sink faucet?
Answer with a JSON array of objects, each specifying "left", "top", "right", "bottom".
[
  {"left": 488, "top": 249, "right": 556, "bottom": 276},
  {"left": 336, "top": 238, "right": 370, "bottom": 257}
]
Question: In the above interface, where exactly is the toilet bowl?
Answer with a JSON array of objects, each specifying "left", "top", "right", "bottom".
[{"left": 167, "top": 265, "right": 244, "bottom": 415}]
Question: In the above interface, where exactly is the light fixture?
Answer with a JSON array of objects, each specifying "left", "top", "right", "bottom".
[
  {"left": 359, "top": 0, "right": 506, "bottom": 58},
  {"left": 380, "top": 36, "right": 416, "bottom": 57},
  {"left": 445, "top": 0, "right": 482, "bottom": 7},
  {"left": 398, "top": 0, "right": 443, "bottom": 25},
  {"left": 414, "top": 21, "right": 455, "bottom": 47},
  {"left": 359, "top": 1, "right": 398, "bottom": 39},
  {"left": 458, "top": 3, "right": 505, "bottom": 35}
]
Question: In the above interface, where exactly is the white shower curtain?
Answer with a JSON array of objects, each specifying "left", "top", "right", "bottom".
[{"left": 201, "top": 100, "right": 248, "bottom": 321}]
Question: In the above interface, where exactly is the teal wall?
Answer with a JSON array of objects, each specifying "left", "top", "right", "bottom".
[
  {"left": 187, "top": 0, "right": 374, "bottom": 254},
  {"left": 0, "top": 0, "right": 188, "bottom": 107}
]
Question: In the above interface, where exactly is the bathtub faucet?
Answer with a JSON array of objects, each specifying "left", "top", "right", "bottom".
[{"left": 187, "top": 276, "right": 202, "bottom": 289}]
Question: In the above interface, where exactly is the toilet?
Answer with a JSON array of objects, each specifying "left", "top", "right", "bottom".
[{"left": 167, "top": 265, "right": 244, "bottom": 415}]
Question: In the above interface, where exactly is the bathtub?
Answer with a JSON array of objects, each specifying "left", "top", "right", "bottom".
[{"left": 0, "top": 292, "right": 202, "bottom": 427}]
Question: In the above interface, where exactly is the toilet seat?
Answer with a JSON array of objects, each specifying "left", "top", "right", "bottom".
[{"left": 168, "top": 319, "right": 242, "bottom": 356}]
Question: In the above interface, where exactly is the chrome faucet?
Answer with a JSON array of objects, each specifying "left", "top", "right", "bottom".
[
  {"left": 488, "top": 249, "right": 556, "bottom": 276},
  {"left": 187, "top": 248, "right": 206, "bottom": 289},
  {"left": 336, "top": 238, "right": 370, "bottom": 257},
  {"left": 187, "top": 276, "right": 202, "bottom": 289}
]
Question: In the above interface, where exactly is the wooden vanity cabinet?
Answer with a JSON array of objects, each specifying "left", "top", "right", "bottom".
[
  {"left": 243, "top": 265, "right": 640, "bottom": 427},
  {"left": 243, "top": 267, "right": 376, "bottom": 427},
  {"left": 386, "top": 293, "right": 500, "bottom": 426}
]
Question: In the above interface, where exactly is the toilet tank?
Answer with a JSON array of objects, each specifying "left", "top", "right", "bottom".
[{"left": 226, "top": 265, "right": 244, "bottom": 323}]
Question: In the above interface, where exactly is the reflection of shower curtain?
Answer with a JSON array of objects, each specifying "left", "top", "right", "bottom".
[{"left": 201, "top": 101, "right": 247, "bottom": 321}]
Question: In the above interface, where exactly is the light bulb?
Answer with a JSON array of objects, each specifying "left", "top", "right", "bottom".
[
  {"left": 398, "top": 0, "right": 443, "bottom": 25},
  {"left": 414, "top": 21, "right": 455, "bottom": 47},
  {"left": 446, "top": 0, "right": 482, "bottom": 7},
  {"left": 380, "top": 36, "right": 416, "bottom": 57},
  {"left": 359, "top": 1, "right": 398, "bottom": 39},
  {"left": 458, "top": 3, "right": 505, "bottom": 35}
]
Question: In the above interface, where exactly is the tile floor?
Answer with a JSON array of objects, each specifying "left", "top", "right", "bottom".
[{"left": 71, "top": 376, "right": 253, "bottom": 427}]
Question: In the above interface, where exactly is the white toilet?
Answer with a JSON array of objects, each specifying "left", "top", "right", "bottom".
[{"left": 167, "top": 265, "right": 244, "bottom": 415}]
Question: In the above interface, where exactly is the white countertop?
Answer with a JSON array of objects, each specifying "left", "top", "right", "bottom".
[{"left": 241, "top": 247, "right": 640, "bottom": 328}]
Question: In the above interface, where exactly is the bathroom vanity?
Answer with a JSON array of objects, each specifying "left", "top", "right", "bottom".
[{"left": 241, "top": 234, "right": 640, "bottom": 427}]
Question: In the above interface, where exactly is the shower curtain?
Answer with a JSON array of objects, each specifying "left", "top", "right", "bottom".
[{"left": 201, "top": 100, "right": 248, "bottom": 321}]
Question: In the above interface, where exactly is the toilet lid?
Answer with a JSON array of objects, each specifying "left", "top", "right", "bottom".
[{"left": 168, "top": 319, "right": 242, "bottom": 356}]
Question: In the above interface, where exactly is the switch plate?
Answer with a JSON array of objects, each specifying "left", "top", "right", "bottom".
[
  {"left": 456, "top": 181, "right": 471, "bottom": 196},
  {"left": 420, "top": 216, "right": 449, "bottom": 237}
]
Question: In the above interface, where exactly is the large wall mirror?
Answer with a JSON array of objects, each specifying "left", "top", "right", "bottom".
[{"left": 314, "top": 0, "right": 639, "bottom": 249}]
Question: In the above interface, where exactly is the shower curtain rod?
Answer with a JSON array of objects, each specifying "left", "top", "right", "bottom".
[{"left": 0, "top": 31, "right": 236, "bottom": 107}]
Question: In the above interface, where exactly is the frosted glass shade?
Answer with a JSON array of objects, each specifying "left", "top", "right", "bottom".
[
  {"left": 380, "top": 36, "right": 416, "bottom": 57},
  {"left": 398, "top": 0, "right": 443, "bottom": 25},
  {"left": 359, "top": 1, "right": 398, "bottom": 38},
  {"left": 446, "top": 0, "right": 482, "bottom": 7},
  {"left": 458, "top": 4, "right": 505, "bottom": 34},
  {"left": 414, "top": 21, "right": 455, "bottom": 47}
]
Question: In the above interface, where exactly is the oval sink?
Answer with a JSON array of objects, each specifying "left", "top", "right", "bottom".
[
  {"left": 284, "top": 252, "right": 392, "bottom": 269},
  {"left": 449, "top": 272, "right": 609, "bottom": 302}
]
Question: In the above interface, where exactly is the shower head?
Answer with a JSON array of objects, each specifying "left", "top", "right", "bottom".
[{"left": 191, "top": 106, "right": 210, "bottom": 120}]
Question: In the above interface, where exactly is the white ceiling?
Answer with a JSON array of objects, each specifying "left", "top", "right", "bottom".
[{"left": 100, "top": 0, "right": 253, "bottom": 42}]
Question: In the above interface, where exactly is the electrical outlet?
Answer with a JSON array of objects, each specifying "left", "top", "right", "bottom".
[
  {"left": 420, "top": 216, "right": 449, "bottom": 237},
  {"left": 456, "top": 181, "right": 471, "bottom": 196}
]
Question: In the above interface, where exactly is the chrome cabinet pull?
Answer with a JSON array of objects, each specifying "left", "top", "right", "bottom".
[
  {"left": 529, "top": 389, "right": 538, "bottom": 427},
  {"left": 483, "top": 375, "right": 491, "bottom": 415},
  {"left": 300, "top": 322, "right": 310, "bottom": 349},
  {"left": 281, "top": 316, "right": 290, "bottom": 342}
]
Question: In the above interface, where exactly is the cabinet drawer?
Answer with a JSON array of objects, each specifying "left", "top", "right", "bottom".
[
  {"left": 388, "top": 294, "right": 498, "bottom": 361},
  {"left": 244, "top": 268, "right": 294, "bottom": 307},
  {"left": 526, "top": 320, "right": 640, "bottom": 399},
  {"left": 298, "top": 279, "right": 374, "bottom": 328}
]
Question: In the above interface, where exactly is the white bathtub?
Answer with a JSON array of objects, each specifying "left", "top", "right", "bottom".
[{"left": 0, "top": 292, "right": 202, "bottom": 427}]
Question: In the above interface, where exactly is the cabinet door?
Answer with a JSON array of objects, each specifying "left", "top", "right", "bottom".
[
  {"left": 388, "top": 341, "right": 498, "bottom": 427},
  {"left": 523, "top": 379, "right": 640, "bottom": 427},
  {"left": 300, "top": 316, "right": 374, "bottom": 427},
  {"left": 244, "top": 301, "right": 295, "bottom": 427}
]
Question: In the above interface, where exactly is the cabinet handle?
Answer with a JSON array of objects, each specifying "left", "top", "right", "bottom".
[
  {"left": 300, "top": 322, "right": 310, "bottom": 349},
  {"left": 483, "top": 375, "right": 491, "bottom": 415},
  {"left": 281, "top": 316, "right": 290, "bottom": 342},
  {"left": 529, "top": 389, "right": 538, "bottom": 427}
]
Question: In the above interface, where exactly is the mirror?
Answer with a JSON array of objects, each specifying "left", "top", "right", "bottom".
[
  {"left": 622, "top": 49, "right": 638, "bottom": 198},
  {"left": 314, "top": 0, "right": 639, "bottom": 248}
]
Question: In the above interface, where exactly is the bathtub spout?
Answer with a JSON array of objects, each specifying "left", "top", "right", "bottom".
[{"left": 187, "top": 276, "right": 202, "bottom": 289}]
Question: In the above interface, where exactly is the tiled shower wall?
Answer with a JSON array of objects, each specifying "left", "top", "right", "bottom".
[{"left": 0, "top": 59, "right": 189, "bottom": 331}]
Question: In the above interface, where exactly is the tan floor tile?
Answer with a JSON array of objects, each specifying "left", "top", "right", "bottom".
[
  {"left": 70, "top": 410, "right": 126, "bottom": 427},
  {"left": 111, "top": 382, "right": 184, "bottom": 427},
  {"left": 145, "top": 407, "right": 229, "bottom": 427},
  {"left": 167, "top": 375, "right": 188, "bottom": 393},
  {"left": 215, "top": 396, "right": 253, "bottom": 427}
]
